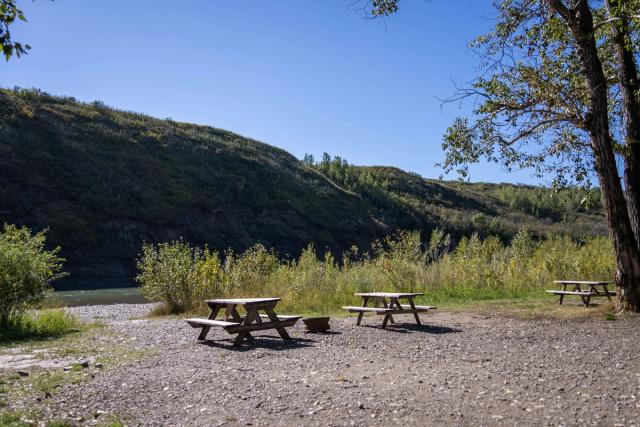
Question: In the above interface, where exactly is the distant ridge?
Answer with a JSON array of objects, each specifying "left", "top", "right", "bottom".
[{"left": 0, "top": 88, "right": 606, "bottom": 289}]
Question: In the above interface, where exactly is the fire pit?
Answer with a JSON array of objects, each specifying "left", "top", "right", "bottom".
[{"left": 302, "top": 316, "right": 331, "bottom": 333}]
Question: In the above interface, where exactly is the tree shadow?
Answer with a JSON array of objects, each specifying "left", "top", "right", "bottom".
[
  {"left": 560, "top": 300, "right": 608, "bottom": 308},
  {"left": 360, "top": 323, "right": 462, "bottom": 334},
  {"left": 198, "top": 334, "right": 316, "bottom": 351}
]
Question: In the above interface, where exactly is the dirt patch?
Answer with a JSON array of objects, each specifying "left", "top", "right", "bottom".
[
  {"left": 3, "top": 304, "right": 640, "bottom": 426},
  {"left": 0, "top": 352, "right": 80, "bottom": 370}
]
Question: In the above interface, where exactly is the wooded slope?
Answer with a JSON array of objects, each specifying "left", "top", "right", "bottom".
[{"left": 0, "top": 89, "right": 606, "bottom": 288}]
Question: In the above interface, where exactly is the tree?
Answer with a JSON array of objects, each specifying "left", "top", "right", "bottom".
[
  {"left": 0, "top": 0, "right": 29, "bottom": 60},
  {"left": 303, "top": 153, "right": 315, "bottom": 166},
  {"left": 0, "top": 224, "right": 66, "bottom": 324},
  {"left": 605, "top": 0, "right": 640, "bottom": 249},
  {"left": 370, "top": 0, "right": 640, "bottom": 311}
]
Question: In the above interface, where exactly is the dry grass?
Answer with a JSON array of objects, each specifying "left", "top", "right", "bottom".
[{"left": 442, "top": 297, "right": 619, "bottom": 321}]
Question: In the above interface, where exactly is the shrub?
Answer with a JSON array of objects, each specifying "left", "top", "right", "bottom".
[
  {"left": 421, "top": 229, "right": 614, "bottom": 302},
  {"left": 371, "top": 230, "right": 424, "bottom": 292},
  {"left": 195, "top": 248, "right": 225, "bottom": 300},
  {"left": 0, "top": 309, "right": 83, "bottom": 342},
  {"left": 136, "top": 229, "right": 615, "bottom": 314},
  {"left": 137, "top": 240, "right": 231, "bottom": 312},
  {"left": 223, "top": 245, "right": 279, "bottom": 296},
  {"left": 136, "top": 240, "right": 201, "bottom": 312},
  {"left": 0, "top": 224, "right": 66, "bottom": 325}
]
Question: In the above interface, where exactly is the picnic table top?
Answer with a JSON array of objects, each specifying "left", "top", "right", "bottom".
[
  {"left": 553, "top": 280, "right": 613, "bottom": 285},
  {"left": 204, "top": 297, "right": 281, "bottom": 305},
  {"left": 355, "top": 292, "right": 424, "bottom": 298}
]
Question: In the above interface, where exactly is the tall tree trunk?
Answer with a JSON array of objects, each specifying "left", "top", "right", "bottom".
[
  {"left": 548, "top": 0, "right": 640, "bottom": 311},
  {"left": 605, "top": 0, "right": 640, "bottom": 252}
]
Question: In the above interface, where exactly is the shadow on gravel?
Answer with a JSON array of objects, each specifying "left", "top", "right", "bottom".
[
  {"left": 303, "top": 330, "right": 342, "bottom": 336},
  {"left": 361, "top": 323, "right": 462, "bottom": 334},
  {"left": 198, "top": 335, "right": 316, "bottom": 351}
]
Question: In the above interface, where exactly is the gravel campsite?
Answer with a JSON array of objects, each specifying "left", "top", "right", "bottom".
[{"left": 3, "top": 304, "right": 639, "bottom": 426}]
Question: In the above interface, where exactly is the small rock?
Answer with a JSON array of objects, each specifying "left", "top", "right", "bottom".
[
  {"left": 95, "top": 363, "right": 103, "bottom": 368},
  {"left": 63, "top": 366, "right": 73, "bottom": 372},
  {"left": 16, "top": 370, "right": 29, "bottom": 377},
  {"left": 80, "top": 360, "right": 90, "bottom": 368}
]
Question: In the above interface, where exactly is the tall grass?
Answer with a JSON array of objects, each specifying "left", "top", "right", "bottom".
[
  {"left": 137, "top": 229, "right": 615, "bottom": 315},
  {"left": 0, "top": 309, "right": 83, "bottom": 342},
  {"left": 420, "top": 230, "right": 614, "bottom": 303}
]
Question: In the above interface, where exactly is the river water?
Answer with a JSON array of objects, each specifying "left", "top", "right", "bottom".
[{"left": 53, "top": 287, "right": 148, "bottom": 307}]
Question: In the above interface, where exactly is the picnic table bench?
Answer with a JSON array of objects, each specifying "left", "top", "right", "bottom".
[
  {"left": 343, "top": 292, "right": 436, "bottom": 328},
  {"left": 546, "top": 280, "right": 615, "bottom": 306},
  {"left": 186, "top": 298, "right": 301, "bottom": 346}
]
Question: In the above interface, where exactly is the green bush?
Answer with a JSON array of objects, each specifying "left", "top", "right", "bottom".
[
  {"left": 222, "top": 245, "right": 280, "bottom": 296},
  {"left": 0, "top": 309, "right": 82, "bottom": 342},
  {"left": 0, "top": 224, "right": 66, "bottom": 325},
  {"left": 136, "top": 229, "right": 615, "bottom": 314},
  {"left": 136, "top": 240, "right": 226, "bottom": 312},
  {"left": 136, "top": 240, "right": 197, "bottom": 312}
]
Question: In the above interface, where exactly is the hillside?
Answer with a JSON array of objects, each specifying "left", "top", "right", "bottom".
[
  {"left": 309, "top": 158, "right": 606, "bottom": 240},
  {"left": 0, "top": 88, "right": 607, "bottom": 289}
]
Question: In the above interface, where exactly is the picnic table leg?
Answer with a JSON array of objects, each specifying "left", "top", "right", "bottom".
[
  {"left": 356, "top": 297, "right": 369, "bottom": 326},
  {"left": 380, "top": 298, "right": 395, "bottom": 325},
  {"left": 381, "top": 311, "right": 391, "bottom": 329},
  {"left": 391, "top": 297, "right": 404, "bottom": 318},
  {"left": 264, "top": 307, "right": 291, "bottom": 340},
  {"left": 602, "top": 284, "right": 613, "bottom": 301},
  {"left": 407, "top": 298, "right": 422, "bottom": 326},
  {"left": 233, "top": 331, "right": 250, "bottom": 346},
  {"left": 559, "top": 283, "right": 567, "bottom": 305},
  {"left": 233, "top": 308, "right": 258, "bottom": 346},
  {"left": 198, "top": 328, "right": 211, "bottom": 340},
  {"left": 225, "top": 304, "right": 243, "bottom": 323},
  {"left": 575, "top": 284, "right": 589, "bottom": 307},
  {"left": 381, "top": 298, "right": 396, "bottom": 329},
  {"left": 198, "top": 303, "right": 222, "bottom": 340}
]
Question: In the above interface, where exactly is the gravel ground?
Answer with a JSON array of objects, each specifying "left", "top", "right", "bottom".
[{"left": 9, "top": 304, "right": 640, "bottom": 426}]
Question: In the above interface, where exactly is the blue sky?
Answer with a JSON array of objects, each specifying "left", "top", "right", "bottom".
[{"left": 2, "top": 0, "right": 542, "bottom": 184}]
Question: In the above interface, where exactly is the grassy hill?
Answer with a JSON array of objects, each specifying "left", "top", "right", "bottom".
[{"left": 0, "top": 88, "right": 606, "bottom": 289}]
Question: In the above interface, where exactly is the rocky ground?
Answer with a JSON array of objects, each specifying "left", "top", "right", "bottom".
[{"left": 3, "top": 303, "right": 640, "bottom": 426}]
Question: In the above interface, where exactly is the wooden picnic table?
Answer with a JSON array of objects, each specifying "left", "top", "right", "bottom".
[
  {"left": 546, "top": 280, "right": 615, "bottom": 306},
  {"left": 343, "top": 292, "right": 436, "bottom": 328},
  {"left": 185, "top": 297, "right": 300, "bottom": 346}
]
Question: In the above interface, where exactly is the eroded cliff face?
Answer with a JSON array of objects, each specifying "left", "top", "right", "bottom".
[{"left": 50, "top": 208, "right": 383, "bottom": 289}]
